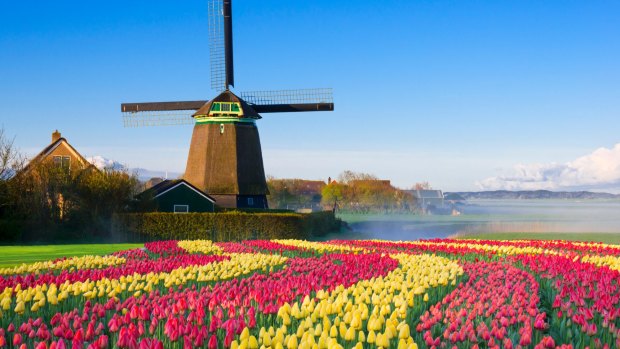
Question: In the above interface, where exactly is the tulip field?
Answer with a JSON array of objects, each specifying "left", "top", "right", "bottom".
[{"left": 1, "top": 239, "right": 619, "bottom": 349}]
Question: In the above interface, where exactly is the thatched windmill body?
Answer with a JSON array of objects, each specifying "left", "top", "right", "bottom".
[{"left": 121, "top": 0, "right": 334, "bottom": 208}]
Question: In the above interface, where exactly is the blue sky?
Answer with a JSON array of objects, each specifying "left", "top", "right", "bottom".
[{"left": 1, "top": 0, "right": 619, "bottom": 191}]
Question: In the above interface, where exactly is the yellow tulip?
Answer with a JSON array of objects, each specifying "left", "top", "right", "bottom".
[
  {"left": 338, "top": 323, "right": 347, "bottom": 338},
  {"left": 398, "top": 324, "right": 410, "bottom": 339},
  {"left": 30, "top": 302, "right": 40, "bottom": 312},
  {"left": 367, "top": 330, "right": 376, "bottom": 344},
  {"left": 282, "top": 313, "right": 291, "bottom": 326},
  {"left": 248, "top": 336, "right": 259, "bottom": 349},
  {"left": 1, "top": 297, "right": 11, "bottom": 310},
  {"left": 344, "top": 327, "right": 355, "bottom": 341},
  {"left": 14, "top": 301, "right": 25, "bottom": 314},
  {"left": 358, "top": 331, "right": 365, "bottom": 343},
  {"left": 287, "top": 334, "right": 298, "bottom": 349},
  {"left": 240, "top": 327, "right": 250, "bottom": 341},
  {"left": 329, "top": 325, "right": 338, "bottom": 338},
  {"left": 263, "top": 333, "right": 272, "bottom": 347},
  {"left": 376, "top": 333, "right": 390, "bottom": 348}
]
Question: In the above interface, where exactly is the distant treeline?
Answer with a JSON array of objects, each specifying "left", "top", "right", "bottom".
[
  {"left": 447, "top": 190, "right": 620, "bottom": 200},
  {"left": 268, "top": 171, "right": 421, "bottom": 214}
]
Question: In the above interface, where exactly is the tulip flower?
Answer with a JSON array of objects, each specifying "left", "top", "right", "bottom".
[{"left": 4, "top": 238, "right": 620, "bottom": 348}]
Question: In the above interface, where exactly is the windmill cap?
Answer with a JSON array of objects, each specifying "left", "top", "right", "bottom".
[{"left": 193, "top": 90, "right": 261, "bottom": 119}]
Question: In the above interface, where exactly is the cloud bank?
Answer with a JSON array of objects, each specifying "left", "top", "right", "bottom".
[{"left": 477, "top": 143, "right": 620, "bottom": 192}]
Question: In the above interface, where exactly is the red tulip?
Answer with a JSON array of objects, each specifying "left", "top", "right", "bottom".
[
  {"left": 207, "top": 335, "right": 218, "bottom": 349},
  {"left": 534, "top": 313, "right": 547, "bottom": 330},
  {"left": 586, "top": 322, "right": 598, "bottom": 336},
  {"left": 12, "top": 333, "right": 23, "bottom": 347}
]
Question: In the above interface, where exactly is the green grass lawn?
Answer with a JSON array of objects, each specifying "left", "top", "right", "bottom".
[
  {"left": 0, "top": 243, "right": 143, "bottom": 268},
  {"left": 455, "top": 232, "right": 620, "bottom": 244}
]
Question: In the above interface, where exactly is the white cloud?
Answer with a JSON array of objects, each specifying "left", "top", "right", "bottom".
[{"left": 477, "top": 143, "right": 620, "bottom": 192}]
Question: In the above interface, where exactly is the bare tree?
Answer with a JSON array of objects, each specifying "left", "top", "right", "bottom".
[
  {"left": 414, "top": 182, "right": 432, "bottom": 190},
  {"left": 0, "top": 128, "right": 23, "bottom": 181},
  {"left": 0, "top": 128, "right": 25, "bottom": 216}
]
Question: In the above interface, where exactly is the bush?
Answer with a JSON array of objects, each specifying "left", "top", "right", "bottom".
[
  {"left": 0, "top": 219, "right": 23, "bottom": 242},
  {"left": 113, "top": 211, "right": 341, "bottom": 241}
]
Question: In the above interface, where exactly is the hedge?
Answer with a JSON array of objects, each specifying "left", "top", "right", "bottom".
[{"left": 112, "top": 210, "right": 341, "bottom": 241}]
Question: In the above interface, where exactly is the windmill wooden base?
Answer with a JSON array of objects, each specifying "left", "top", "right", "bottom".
[{"left": 184, "top": 121, "right": 268, "bottom": 209}]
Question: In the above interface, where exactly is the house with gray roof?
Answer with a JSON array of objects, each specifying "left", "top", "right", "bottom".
[{"left": 408, "top": 189, "right": 445, "bottom": 210}]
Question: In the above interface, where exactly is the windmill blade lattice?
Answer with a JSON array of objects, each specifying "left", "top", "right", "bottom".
[
  {"left": 208, "top": 0, "right": 229, "bottom": 92},
  {"left": 122, "top": 111, "right": 195, "bottom": 127},
  {"left": 240, "top": 88, "right": 333, "bottom": 105}
]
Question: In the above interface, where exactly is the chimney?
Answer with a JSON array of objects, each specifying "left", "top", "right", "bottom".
[{"left": 52, "top": 130, "right": 61, "bottom": 143}]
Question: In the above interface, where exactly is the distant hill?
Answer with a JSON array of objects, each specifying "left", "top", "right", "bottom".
[{"left": 445, "top": 190, "right": 620, "bottom": 200}]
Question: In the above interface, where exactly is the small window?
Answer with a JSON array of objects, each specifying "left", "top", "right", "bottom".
[
  {"left": 231, "top": 103, "right": 240, "bottom": 112},
  {"left": 221, "top": 103, "right": 231, "bottom": 112},
  {"left": 247, "top": 198, "right": 254, "bottom": 206},
  {"left": 210, "top": 103, "right": 221, "bottom": 112},
  {"left": 173, "top": 205, "right": 189, "bottom": 213},
  {"left": 53, "top": 156, "right": 70, "bottom": 170}
]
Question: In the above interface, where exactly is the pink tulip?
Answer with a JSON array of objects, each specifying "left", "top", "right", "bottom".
[
  {"left": 12, "top": 333, "right": 22, "bottom": 346},
  {"left": 207, "top": 335, "right": 218, "bottom": 349}
]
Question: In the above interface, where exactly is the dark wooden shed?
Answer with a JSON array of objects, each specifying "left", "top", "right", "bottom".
[{"left": 137, "top": 179, "right": 216, "bottom": 213}]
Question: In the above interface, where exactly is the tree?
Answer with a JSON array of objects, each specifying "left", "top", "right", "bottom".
[
  {"left": 9, "top": 161, "right": 78, "bottom": 224},
  {"left": 321, "top": 170, "right": 416, "bottom": 213},
  {"left": 321, "top": 181, "right": 345, "bottom": 211},
  {"left": 414, "top": 182, "right": 432, "bottom": 190},
  {"left": 0, "top": 128, "right": 21, "bottom": 181},
  {"left": 267, "top": 176, "right": 294, "bottom": 209},
  {"left": 0, "top": 129, "right": 15, "bottom": 209},
  {"left": 72, "top": 166, "right": 139, "bottom": 233},
  {"left": 0, "top": 128, "right": 25, "bottom": 224},
  {"left": 267, "top": 177, "right": 326, "bottom": 210}
]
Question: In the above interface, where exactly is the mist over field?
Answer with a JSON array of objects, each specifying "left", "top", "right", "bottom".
[{"left": 333, "top": 199, "right": 620, "bottom": 241}]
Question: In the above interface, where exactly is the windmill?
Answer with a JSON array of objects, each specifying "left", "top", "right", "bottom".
[{"left": 121, "top": 0, "right": 334, "bottom": 209}]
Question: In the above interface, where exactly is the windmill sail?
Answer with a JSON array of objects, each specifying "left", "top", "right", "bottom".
[
  {"left": 240, "top": 88, "right": 334, "bottom": 113},
  {"left": 121, "top": 100, "right": 207, "bottom": 127},
  {"left": 122, "top": 111, "right": 196, "bottom": 127},
  {"left": 223, "top": 0, "right": 234, "bottom": 88},
  {"left": 208, "top": 0, "right": 234, "bottom": 91},
  {"left": 121, "top": 101, "right": 207, "bottom": 112}
]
